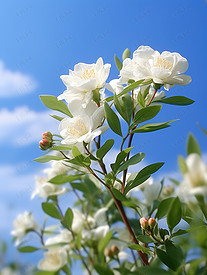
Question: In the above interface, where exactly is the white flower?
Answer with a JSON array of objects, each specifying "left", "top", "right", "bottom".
[
  {"left": 43, "top": 160, "right": 71, "bottom": 179},
  {"left": 120, "top": 45, "right": 192, "bottom": 90},
  {"left": 0, "top": 267, "right": 19, "bottom": 275},
  {"left": 142, "top": 178, "right": 162, "bottom": 205},
  {"left": 11, "top": 211, "right": 38, "bottom": 245},
  {"left": 106, "top": 78, "right": 125, "bottom": 94},
  {"left": 82, "top": 225, "right": 109, "bottom": 242},
  {"left": 59, "top": 101, "right": 108, "bottom": 146},
  {"left": 58, "top": 57, "right": 111, "bottom": 107},
  {"left": 45, "top": 229, "right": 73, "bottom": 247},
  {"left": 31, "top": 176, "right": 67, "bottom": 199},
  {"left": 71, "top": 208, "right": 85, "bottom": 233},
  {"left": 38, "top": 247, "right": 68, "bottom": 272},
  {"left": 178, "top": 154, "right": 207, "bottom": 196}
]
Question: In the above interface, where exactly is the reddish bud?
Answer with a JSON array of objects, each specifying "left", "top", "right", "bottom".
[
  {"left": 104, "top": 247, "right": 113, "bottom": 257},
  {"left": 42, "top": 131, "right": 53, "bottom": 141},
  {"left": 111, "top": 245, "right": 119, "bottom": 255},
  {"left": 39, "top": 139, "right": 52, "bottom": 150},
  {"left": 140, "top": 217, "right": 148, "bottom": 229},
  {"left": 148, "top": 217, "right": 156, "bottom": 229}
]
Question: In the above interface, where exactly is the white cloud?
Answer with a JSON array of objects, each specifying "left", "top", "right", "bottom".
[
  {"left": 0, "top": 106, "right": 59, "bottom": 146},
  {"left": 0, "top": 60, "right": 37, "bottom": 97}
]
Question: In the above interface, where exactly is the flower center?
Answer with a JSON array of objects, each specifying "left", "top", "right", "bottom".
[
  {"left": 68, "top": 119, "right": 88, "bottom": 138},
  {"left": 46, "top": 253, "right": 61, "bottom": 265},
  {"left": 81, "top": 69, "right": 96, "bottom": 80},
  {"left": 154, "top": 57, "right": 173, "bottom": 70}
]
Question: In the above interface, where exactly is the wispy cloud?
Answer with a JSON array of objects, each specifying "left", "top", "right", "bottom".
[
  {"left": 0, "top": 60, "right": 37, "bottom": 97},
  {"left": 0, "top": 106, "right": 59, "bottom": 146}
]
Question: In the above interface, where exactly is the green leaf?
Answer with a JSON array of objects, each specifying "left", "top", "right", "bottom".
[
  {"left": 62, "top": 208, "right": 73, "bottom": 229},
  {"left": 117, "top": 152, "right": 145, "bottom": 173},
  {"left": 157, "top": 240, "right": 183, "bottom": 271},
  {"left": 154, "top": 96, "right": 194, "bottom": 106},
  {"left": 50, "top": 145, "right": 72, "bottom": 151},
  {"left": 40, "top": 95, "right": 72, "bottom": 117},
  {"left": 104, "top": 102, "right": 122, "bottom": 137},
  {"left": 187, "top": 133, "right": 201, "bottom": 156},
  {"left": 178, "top": 155, "right": 188, "bottom": 175},
  {"left": 111, "top": 188, "right": 128, "bottom": 202},
  {"left": 131, "top": 105, "right": 162, "bottom": 128},
  {"left": 50, "top": 114, "right": 64, "bottom": 121},
  {"left": 34, "top": 272, "right": 56, "bottom": 275},
  {"left": 137, "top": 91, "right": 145, "bottom": 108},
  {"left": 49, "top": 174, "right": 82, "bottom": 185},
  {"left": 98, "top": 231, "right": 113, "bottom": 253},
  {"left": 171, "top": 229, "right": 188, "bottom": 238},
  {"left": 167, "top": 197, "right": 182, "bottom": 233},
  {"left": 96, "top": 139, "right": 114, "bottom": 159},
  {"left": 136, "top": 235, "right": 153, "bottom": 244},
  {"left": 155, "top": 197, "right": 175, "bottom": 220},
  {"left": 76, "top": 231, "right": 82, "bottom": 250},
  {"left": 131, "top": 120, "right": 177, "bottom": 133},
  {"left": 114, "top": 93, "right": 133, "bottom": 125},
  {"left": 95, "top": 265, "right": 114, "bottom": 275},
  {"left": 111, "top": 147, "right": 133, "bottom": 172},
  {"left": 125, "top": 162, "right": 164, "bottom": 195},
  {"left": 138, "top": 162, "right": 164, "bottom": 178},
  {"left": 42, "top": 202, "right": 62, "bottom": 220},
  {"left": 114, "top": 54, "right": 123, "bottom": 71},
  {"left": 34, "top": 155, "right": 65, "bottom": 163},
  {"left": 118, "top": 79, "right": 152, "bottom": 98},
  {"left": 132, "top": 267, "right": 174, "bottom": 275},
  {"left": 124, "top": 174, "right": 150, "bottom": 195},
  {"left": 122, "top": 48, "right": 131, "bottom": 60},
  {"left": 18, "top": 246, "right": 39, "bottom": 253},
  {"left": 128, "top": 244, "right": 152, "bottom": 255}
]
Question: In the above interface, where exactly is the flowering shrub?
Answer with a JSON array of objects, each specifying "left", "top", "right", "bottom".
[{"left": 10, "top": 46, "right": 207, "bottom": 275}]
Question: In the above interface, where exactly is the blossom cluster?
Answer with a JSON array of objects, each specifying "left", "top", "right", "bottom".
[{"left": 11, "top": 46, "right": 207, "bottom": 275}]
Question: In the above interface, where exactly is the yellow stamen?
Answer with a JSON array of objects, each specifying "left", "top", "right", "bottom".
[
  {"left": 81, "top": 69, "right": 96, "bottom": 80},
  {"left": 154, "top": 57, "right": 173, "bottom": 70}
]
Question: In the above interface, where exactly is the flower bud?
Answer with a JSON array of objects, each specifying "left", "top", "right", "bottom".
[
  {"left": 104, "top": 247, "right": 113, "bottom": 257},
  {"left": 111, "top": 245, "right": 119, "bottom": 255},
  {"left": 39, "top": 139, "right": 52, "bottom": 151},
  {"left": 42, "top": 131, "right": 53, "bottom": 141},
  {"left": 148, "top": 218, "right": 156, "bottom": 229},
  {"left": 140, "top": 217, "right": 148, "bottom": 229}
]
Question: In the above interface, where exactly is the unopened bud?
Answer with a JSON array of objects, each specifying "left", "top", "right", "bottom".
[
  {"left": 140, "top": 217, "right": 148, "bottom": 229},
  {"left": 42, "top": 131, "right": 53, "bottom": 141},
  {"left": 39, "top": 139, "right": 52, "bottom": 150},
  {"left": 111, "top": 245, "right": 119, "bottom": 255},
  {"left": 104, "top": 247, "right": 113, "bottom": 257},
  {"left": 148, "top": 218, "right": 156, "bottom": 229}
]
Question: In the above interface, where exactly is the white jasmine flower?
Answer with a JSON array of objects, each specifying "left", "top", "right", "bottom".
[
  {"left": 0, "top": 267, "right": 19, "bottom": 275},
  {"left": 38, "top": 247, "right": 68, "bottom": 272},
  {"left": 178, "top": 154, "right": 207, "bottom": 196},
  {"left": 82, "top": 225, "right": 109, "bottom": 242},
  {"left": 58, "top": 57, "right": 111, "bottom": 107},
  {"left": 11, "top": 211, "right": 38, "bottom": 246},
  {"left": 106, "top": 78, "right": 125, "bottom": 94},
  {"left": 71, "top": 208, "right": 85, "bottom": 233},
  {"left": 31, "top": 176, "right": 67, "bottom": 199},
  {"left": 142, "top": 178, "right": 162, "bottom": 205},
  {"left": 45, "top": 229, "right": 73, "bottom": 246},
  {"left": 120, "top": 45, "right": 192, "bottom": 90},
  {"left": 59, "top": 101, "right": 108, "bottom": 146}
]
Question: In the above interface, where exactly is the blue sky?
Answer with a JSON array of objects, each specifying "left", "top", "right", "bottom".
[{"left": 0, "top": 0, "right": 207, "bottom": 270}]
